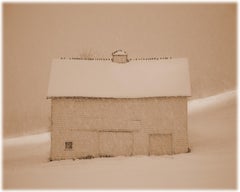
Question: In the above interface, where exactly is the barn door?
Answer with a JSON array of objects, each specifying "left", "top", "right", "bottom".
[
  {"left": 149, "top": 134, "right": 173, "bottom": 155},
  {"left": 99, "top": 131, "right": 133, "bottom": 157}
]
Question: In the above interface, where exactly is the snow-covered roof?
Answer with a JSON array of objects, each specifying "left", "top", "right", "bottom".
[{"left": 47, "top": 58, "right": 191, "bottom": 98}]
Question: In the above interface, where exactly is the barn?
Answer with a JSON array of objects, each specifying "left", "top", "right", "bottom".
[{"left": 47, "top": 50, "right": 191, "bottom": 160}]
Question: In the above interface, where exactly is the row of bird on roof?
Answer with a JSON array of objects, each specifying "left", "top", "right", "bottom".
[{"left": 59, "top": 57, "right": 173, "bottom": 60}]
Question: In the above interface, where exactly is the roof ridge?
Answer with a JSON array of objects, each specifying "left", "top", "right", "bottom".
[{"left": 59, "top": 57, "right": 173, "bottom": 60}]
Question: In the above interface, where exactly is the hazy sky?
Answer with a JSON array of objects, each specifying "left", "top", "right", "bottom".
[{"left": 3, "top": 3, "right": 236, "bottom": 136}]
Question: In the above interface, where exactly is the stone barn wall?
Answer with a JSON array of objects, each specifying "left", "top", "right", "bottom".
[{"left": 50, "top": 97, "right": 188, "bottom": 160}]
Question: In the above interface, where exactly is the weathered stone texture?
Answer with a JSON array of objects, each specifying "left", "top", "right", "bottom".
[{"left": 50, "top": 97, "right": 188, "bottom": 160}]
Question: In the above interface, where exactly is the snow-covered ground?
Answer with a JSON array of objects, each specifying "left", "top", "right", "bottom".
[{"left": 3, "top": 90, "right": 237, "bottom": 189}]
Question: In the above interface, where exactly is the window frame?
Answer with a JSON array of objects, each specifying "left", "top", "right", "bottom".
[{"left": 65, "top": 141, "right": 73, "bottom": 150}]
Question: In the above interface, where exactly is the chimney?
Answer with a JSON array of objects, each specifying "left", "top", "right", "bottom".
[{"left": 112, "top": 50, "right": 128, "bottom": 63}]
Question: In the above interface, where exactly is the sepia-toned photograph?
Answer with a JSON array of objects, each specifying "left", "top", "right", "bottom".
[{"left": 3, "top": 2, "right": 237, "bottom": 190}]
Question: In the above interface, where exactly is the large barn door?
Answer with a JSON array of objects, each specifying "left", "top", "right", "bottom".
[
  {"left": 99, "top": 131, "right": 133, "bottom": 157},
  {"left": 149, "top": 134, "right": 173, "bottom": 155}
]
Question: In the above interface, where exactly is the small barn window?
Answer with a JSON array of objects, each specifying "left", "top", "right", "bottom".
[{"left": 65, "top": 142, "right": 73, "bottom": 150}]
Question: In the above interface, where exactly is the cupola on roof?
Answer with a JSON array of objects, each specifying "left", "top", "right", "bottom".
[{"left": 112, "top": 49, "right": 128, "bottom": 63}]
